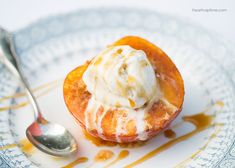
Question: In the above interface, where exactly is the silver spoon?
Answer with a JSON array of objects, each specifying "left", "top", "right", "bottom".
[{"left": 0, "top": 28, "right": 78, "bottom": 157}]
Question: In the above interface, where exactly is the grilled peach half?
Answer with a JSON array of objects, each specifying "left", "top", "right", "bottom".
[{"left": 63, "top": 36, "right": 184, "bottom": 143}]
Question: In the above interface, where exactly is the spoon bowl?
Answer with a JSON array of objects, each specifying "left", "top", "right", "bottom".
[{"left": 26, "top": 119, "right": 77, "bottom": 157}]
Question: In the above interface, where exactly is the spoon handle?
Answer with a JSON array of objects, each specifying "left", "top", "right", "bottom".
[{"left": 0, "top": 27, "right": 43, "bottom": 120}]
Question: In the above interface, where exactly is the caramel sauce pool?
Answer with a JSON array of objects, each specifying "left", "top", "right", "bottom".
[
  {"left": 94, "top": 150, "right": 114, "bottom": 162},
  {"left": 103, "top": 150, "right": 129, "bottom": 168},
  {"left": 83, "top": 130, "right": 116, "bottom": 147},
  {"left": 83, "top": 130, "right": 145, "bottom": 148},
  {"left": 164, "top": 129, "right": 176, "bottom": 139}
]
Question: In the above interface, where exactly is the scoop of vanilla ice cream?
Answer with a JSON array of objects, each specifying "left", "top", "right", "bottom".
[{"left": 82, "top": 45, "right": 159, "bottom": 109}]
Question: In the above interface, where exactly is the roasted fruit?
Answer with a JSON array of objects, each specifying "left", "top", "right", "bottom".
[{"left": 63, "top": 36, "right": 184, "bottom": 143}]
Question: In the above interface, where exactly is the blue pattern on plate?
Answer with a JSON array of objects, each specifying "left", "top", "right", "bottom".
[{"left": 0, "top": 8, "right": 235, "bottom": 167}]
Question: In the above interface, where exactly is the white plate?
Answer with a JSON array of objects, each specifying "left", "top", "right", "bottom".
[{"left": 0, "top": 8, "right": 235, "bottom": 168}]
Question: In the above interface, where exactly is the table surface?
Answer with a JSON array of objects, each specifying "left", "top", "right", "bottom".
[{"left": 0, "top": 0, "right": 234, "bottom": 44}]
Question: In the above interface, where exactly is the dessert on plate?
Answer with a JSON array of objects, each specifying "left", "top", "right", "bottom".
[{"left": 63, "top": 36, "right": 184, "bottom": 143}]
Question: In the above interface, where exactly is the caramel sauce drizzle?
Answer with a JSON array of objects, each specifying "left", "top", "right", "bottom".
[
  {"left": 0, "top": 102, "right": 28, "bottom": 111},
  {"left": 0, "top": 139, "right": 33, "bottom": 154},
  {"left": 62, "top": 157, "right": 88, "bottom": 168},
  {"left": 124, "top": 101, "right": 224, "bottom": 168},
  {"left": 0, "top": 79, "right": 61, "bottom": 112},
  {"left": 0, "top": 143, "right": 17, "bottom": 150},
  {"left": 103, "top": 150, "right": 129, "bottom": 168},
  {"left": 0, "top": 80, "right": 60, "bottom": 102},
  {"left": 174, "top": 125, "right": 222, "bottom": 168},
  {"left": 93, "top": 57, "right": 103, "bottom": 66}
]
